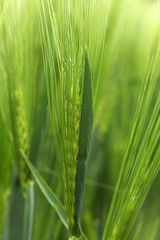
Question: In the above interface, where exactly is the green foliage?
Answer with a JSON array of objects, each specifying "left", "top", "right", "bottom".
[
  {"left": 39, "top": 0, "right": 106, "bottom": 237},
  {"left": 22, "top": 152, "right": 68, "bottom": 229},
  {"left": 0, "top": 0, "right": 160, "bottom": 240},
  {"left": 102, "top": 42, "right": 160, "bottom": 239},
  {"left": 75, "top": 52, "right": 93, "bottom": 235}
]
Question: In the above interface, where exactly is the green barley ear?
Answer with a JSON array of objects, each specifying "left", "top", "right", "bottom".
[
  {"left": 14, "top": 88, "right": 31, "bottom": 198},
  {"left": 56, "top": 51, "right": 92, "bottom": 238},
  {"left": 64, "top": 83, "right": 81, "bottom": 230},
  {"left": 102, "top": 41, "right": 160, "bottom": 240},
  {"left": 39, "top": 0, "right": 107, "bottom": 238},
  {"left": 0, "top": 0, "right": 42, "bottom": 198}
]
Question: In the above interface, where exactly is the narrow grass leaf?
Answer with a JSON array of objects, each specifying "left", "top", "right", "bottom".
[
  {"left": 75, "top": 51, "right": 93, "bottom": 230},
  {"left": 22, "top": 152, "right": 68, "bottom": 229}
]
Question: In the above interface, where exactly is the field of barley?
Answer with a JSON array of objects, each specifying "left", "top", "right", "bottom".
[{"left": 0, "top": 0, "right": 160, "bottom": 239}]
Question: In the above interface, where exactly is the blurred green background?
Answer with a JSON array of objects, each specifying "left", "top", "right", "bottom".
[{"left": 0, "top": 0, "right": 160, "bottom": 239}]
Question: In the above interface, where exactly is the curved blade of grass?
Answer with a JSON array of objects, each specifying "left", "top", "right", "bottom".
[
  {"left": 21, "top": 151, "right": 68, "bottom": 229},
  {"left": 23, "top": 183, "right": 34, "bottom": 240},
  {"left": 75, "top": 51, "right": 93, "bottom": 232},
  {"left": 81, "top": 231, "right": 88, "bottom": 240}
]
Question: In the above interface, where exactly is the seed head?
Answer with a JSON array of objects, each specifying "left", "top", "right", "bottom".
[
  {"left": 64, "top": 83, "right": 81, "bottom": 230},
  {"left": 14, "top": 88, "right": 30, "bottom": 198}
]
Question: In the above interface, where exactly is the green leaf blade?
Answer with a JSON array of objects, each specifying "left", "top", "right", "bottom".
[
  {"left": 75, "top": 51, "right": 93, "bottom": 232},
  {"left": 22, "top": 152, "right": 68, "bottom": 229}
]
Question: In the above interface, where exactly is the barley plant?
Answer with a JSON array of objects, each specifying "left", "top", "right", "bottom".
[{"left": 0, "top": 0, "right": 160, "bottom": 240}]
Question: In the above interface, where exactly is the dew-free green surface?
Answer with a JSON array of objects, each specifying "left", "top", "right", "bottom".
[{"left": 0, "top": 0, "right": 160, "bottom": 240}]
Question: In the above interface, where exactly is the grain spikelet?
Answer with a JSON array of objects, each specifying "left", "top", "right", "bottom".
[{"left": 14, "top": 89, "right": 30, "bottom": 198}]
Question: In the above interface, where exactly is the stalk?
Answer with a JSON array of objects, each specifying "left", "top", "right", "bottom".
[{"left": 23, "top": 182, "right": 34, "bottom": 240}]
